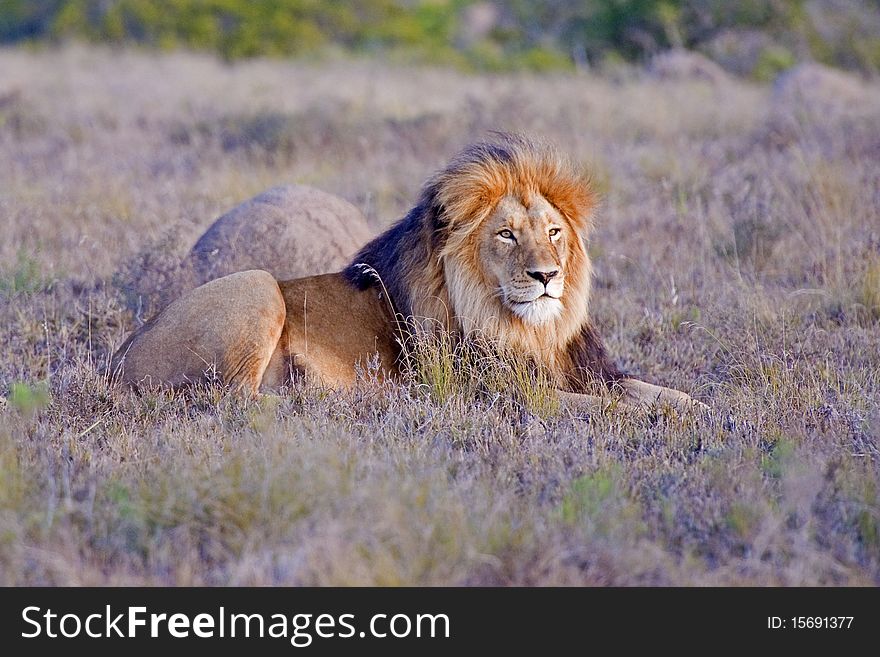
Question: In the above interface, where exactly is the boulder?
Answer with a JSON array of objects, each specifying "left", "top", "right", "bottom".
[
  {"left": 772, "top": 63, "right": 869, "bottom": 114},
  {"left": 647, "top": 49, "right": 729, "bottom": 84},
  {"left": 188, "top": 185, "right": 373, "bottom": 284}
]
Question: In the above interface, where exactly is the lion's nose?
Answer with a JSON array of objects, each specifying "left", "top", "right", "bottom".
[{"left": 526, "top": 269, "right": 559, "bottom": 286}]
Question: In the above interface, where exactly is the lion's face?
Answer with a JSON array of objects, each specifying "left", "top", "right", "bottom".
[{"left": 478, "top": 193, "right": 576, "bottom": 325}]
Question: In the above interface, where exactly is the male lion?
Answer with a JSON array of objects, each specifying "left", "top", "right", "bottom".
[{"left": 111, "top": 134, "right": 703, "bottom": 412}]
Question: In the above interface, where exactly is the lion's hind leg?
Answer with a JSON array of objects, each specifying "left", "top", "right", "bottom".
[{"left": 111, "top": 269, "right": 286, "bottom": 395}]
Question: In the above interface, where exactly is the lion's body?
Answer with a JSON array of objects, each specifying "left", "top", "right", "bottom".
[
  {"left": 112, "top": 135, "right": 702, "bottom": 411},
  {"left": 113, "top": 270, "right": 397, "bottom": 392},
  {"left": 263, "top": 273, "right": 399, "bottom": 389}
]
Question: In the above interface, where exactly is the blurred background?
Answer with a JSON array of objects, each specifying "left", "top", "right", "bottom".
[{"left": 3, "top": 0, "right": 880, "bottom": 78}]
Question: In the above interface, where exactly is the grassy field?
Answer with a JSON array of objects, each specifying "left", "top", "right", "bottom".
[{"left": 1, "top": 45, "right": 878, "bottom": 585}]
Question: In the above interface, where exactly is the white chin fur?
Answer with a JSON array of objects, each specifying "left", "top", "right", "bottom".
[{"left": 508, "top": 297, "right": 563, "bottom": 325}]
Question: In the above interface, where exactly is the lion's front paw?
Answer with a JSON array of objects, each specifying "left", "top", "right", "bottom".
[{"left": 620, "top": 378, "right": 709, "bottom": 413}]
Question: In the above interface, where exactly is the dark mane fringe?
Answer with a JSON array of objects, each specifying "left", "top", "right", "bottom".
[
  {"left": 561, "top": 323, "right": 626, "bottom": 391},
  {"left": 342, "top": 186, "right": 442, "bottom": 319}
]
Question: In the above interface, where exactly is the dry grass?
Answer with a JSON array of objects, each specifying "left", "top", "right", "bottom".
[{"left": 1, "top": 45, "right": 879, "bottom": 585}]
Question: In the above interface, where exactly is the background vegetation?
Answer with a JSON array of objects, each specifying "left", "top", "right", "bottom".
[
  {"left": 2, "top": 0, "right": 880, "bottom": 74},
  {"left": 1, "top": 44, "right": 878, "bottom": 584}
]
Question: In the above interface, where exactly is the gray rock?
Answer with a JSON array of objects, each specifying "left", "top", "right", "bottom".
[
  {"left": 772, "top": 63, "right": 868, "bottom": 113},
  {"left": 647, "top": 49, "right": 729, "bottom": 84},
  {"left": 701, "top": 29, "right": 773, "bottom": 77},
  {"left": 188, "top": 185, "right": 373, "bottom": 284}
]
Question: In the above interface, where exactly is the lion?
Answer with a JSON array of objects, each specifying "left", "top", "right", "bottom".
[{"left": 111, "top": 134, "right": 704, "bottom": 413}]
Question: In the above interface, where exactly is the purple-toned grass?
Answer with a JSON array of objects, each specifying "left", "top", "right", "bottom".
[{"left": 0, "top": 46, "right": 878, "bottom": 585}]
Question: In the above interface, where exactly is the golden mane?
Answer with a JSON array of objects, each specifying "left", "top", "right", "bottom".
[{"left": 434, "top": 134, "right": 596, "bottom": 240}]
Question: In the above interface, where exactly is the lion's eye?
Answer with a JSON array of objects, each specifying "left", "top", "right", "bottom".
[
  {"left": 498, "top": 229, "right": 515, "bottom": 241},
  {"left": 548, "top": 228, "right": 561, "bottom": 238}
]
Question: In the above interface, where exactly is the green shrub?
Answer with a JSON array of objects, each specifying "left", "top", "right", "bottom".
[
  {"left": 753, "top": 45, "right": 795, "bottom": 81},
  {"left": 2, "top": 2, "right": 880, "bottom": 74},
  {"left": 8, "top": 381, "right": 51, "bottom": 417},
  {"left": 0, "top": 250, "right": 51, "bottom": 298}
]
